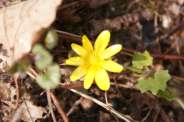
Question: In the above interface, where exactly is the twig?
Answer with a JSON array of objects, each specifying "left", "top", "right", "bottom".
[
  {"left": 141, "top": 109, "right": 151, "bottom": 122},
  {"left": 27, "top": 68, "right": 83, "bottom": 90},
  {"left": 104, "top": 91, "right": 108, "bottom": 105},
  {"left": 60, "top": 82, "right": 83, "bottom": 89},
  {"left": 123, "top": 47, "right": 184, "bottom": 61},
  {"left": 23, "top": 100, "right": 34, "bottom": 122},
  {"left": 152, "top": 54, "right": 184, "bottom": 61},
  {"left": 56, "top": 30, "right": 81, "bottom": 42},
  {"left": 67, "top": 98, "right": 81, "bottom": 116},
  {"left": 122, "top": 47, "right": 184, "bottom": 61},
  {"left": 175, "top": 98, "right": 184, "bottom": 110},
  {"left": 46, "top": 91, "right": 57, "bottom": 122},
  {"left": 111, "top": 82, "right": 136, "bottom": 90},
  {"left": 59, "top": 1, "right": 79, "bottom": 10},
  {"left": 172, "top": 75, "right": 184, "bottom": 82},
  {"left": 57, "top": 30, "right": 184, "bottom": 61},
  {"left": 49, "top": 91, "right": 69, "bottom": 122},
  {"left": 26, "top": 69, "right": 70, "bottom": 121},
  {"left": 70, "top": 89, "right": 136, "bottom": 122},
  {"left": 14, "top": 73, "right": 20, "bottom": 108},
  {"left": 26, "top": 68, "right": 37, "bottom": 79}
]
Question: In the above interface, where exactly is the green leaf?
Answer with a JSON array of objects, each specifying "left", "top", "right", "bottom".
[
  {"left": 32, "top": 44, "right": 53, "bottom": 70},
  {"left": 132, "top": 51, "right": 153, "bottom": 69},
  {"left": 137, "top": 70, "right": 171, "bottom": 95},
  {"left": 36, "top": 64, "right": 61, "bottom": 90},
  {"left": 44, "top": 29, "right": 58, "bottom": 50},
  {"left": 157, "top": 90, "right": 175, "bottom": 101}
]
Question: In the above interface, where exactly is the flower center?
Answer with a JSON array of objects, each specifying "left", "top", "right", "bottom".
[{"left": 83, "top": 52, "right": 103, "bottom": 68}]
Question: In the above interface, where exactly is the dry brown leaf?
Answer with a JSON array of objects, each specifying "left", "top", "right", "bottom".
[
  {"left": 0, "top": 81, "right": 11, "bottom": 100},
  {"left": 11, "top": 100, "right": 46, "bottom": 122},
  {"left": 0, "top": 0, "right": 62, "bottom": 70}
]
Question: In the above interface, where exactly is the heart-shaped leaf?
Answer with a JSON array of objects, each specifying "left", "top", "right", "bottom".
[
  {"left": 137, "top": 70, "right": 171, "bottom": 95},
  {"left": 132, "top": 51, "right": 153, "bottom": 70},
  {"left": 36, "top": 64, "right": 60, "bottom": 90},
  {"left": 32, "top": 44, "right": 53, "bottom": 70}
]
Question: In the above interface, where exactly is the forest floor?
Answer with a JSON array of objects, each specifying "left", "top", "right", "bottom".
[{"left": 1, "top": 0, "right": 184, "bottom": 122}]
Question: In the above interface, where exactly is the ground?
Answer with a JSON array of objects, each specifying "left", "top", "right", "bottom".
[{"left": 0, "top": 0, "right": 184, "bottom": 122}]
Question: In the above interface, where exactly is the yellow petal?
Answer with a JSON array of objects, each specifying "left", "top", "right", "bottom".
[
  {"left": 95, "top": 69, "right": 110, "bottom": 91},
  {"left": 84, "top": 66, "right": 96, "bottom": 89},
  {"left": 82, "top": 35, "right": 93, "bottom": 51},
  {"left": 71, "top": 43, "right": 86, "bottom": 56},
  {"left": 70, "top": 66, "right": 87, "bottom": 81},
  {"left": 103, "top": 60, "right": 123, "bottom": 73},
  {"left": 94, "top": 30, "right": 110, "bottom": 54},
  {"left": 102, "top": 44, "right": 122, "bottom": 59},
  {"left": 65, "top": 57, "right": 81, "bottom": 66}
]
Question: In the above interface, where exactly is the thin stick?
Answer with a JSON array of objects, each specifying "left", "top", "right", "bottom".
[
  {"left": 23, "top": 100, "right": 34, "bottom": 122},
  {"left": 56, "top": 30, "right": 81, "bottom": 42},
  {"left": 175, "top": 98, "right": 184, "bottom": 110},
  {"left": 59, "top": 1, "right": 79, "bottom": 10},
  {"left": 58, "top": 30, "right": 184, "bottom": 61},
  {"left": 26, "top": 71, "right": 36, "bottom": 79},
  {"left": 67, "top": 98, "right": 81, "bottom": 116},
  {"left": 70, "top": 89, "right": 136, "bottom": 122},
  {"left": 46, "top": 91, "right": 57, "bottom": 122},
  {"left": 60, "top": 82, "right": 83, "bottom": 89},
  {"left": 49, "top": 92, "right": 69, "bottom": 122},
  {"left": 14, "top": 73, "right": 20, "bottom": 108},
  {"left": 105, "top": 91, "right": 108, "bottom": 105},
  {"left": 122, "top": 48, "right": 184, "bottom": 61},
  {"left": 152, "top": 54, "right": 184, "bottom": 61},
  {"left": 111, "top": 82, "right": 136, "bottom": 89}
]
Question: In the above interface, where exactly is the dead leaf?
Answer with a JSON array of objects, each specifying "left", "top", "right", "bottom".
[
  {"left": 0, "top": 0, "right": 63, "bottom": 70},
  {"left": 178, "top": 0, "right": 184, "bottom": 5},
  {"left": 168, "top": 3, "right": 180, "bottom": 16},
  {"left": 0, "top": 81, "right": 11, "bottom": 100},
  {"left": 11, "top": 100, "right": 46, "bottom": 122}
]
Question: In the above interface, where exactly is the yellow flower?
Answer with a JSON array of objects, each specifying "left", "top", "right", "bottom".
[{"left": 66, "top": 30, "right": 123, "bottom": 91}]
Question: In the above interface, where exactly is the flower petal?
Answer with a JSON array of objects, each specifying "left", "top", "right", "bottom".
[
  {"left": 70, "top": 66, "right": 87, "bottom": 81},
  {"left": 94, "top": 30, "right": 110, "bottom": 54},
  {"left": 71, "top": 43, "right": 86, "bottom": 56},
  {"left": 103, "top": 60, "right": 123, "bottom": 73},
  {"left": 102, "top": 44, "right": 122, "bottom": 59},
  {"left": 65, "top": 57, "right": 81, "bottom": 66},
  {"left": 95, "top": 69, "right": 110, "bottom": 91},
  {"left": 84, "top": 66, "right": 96, "bottom": 89},
  {"left": 82, "top": 35, "right": 93, "bottom": 51}
]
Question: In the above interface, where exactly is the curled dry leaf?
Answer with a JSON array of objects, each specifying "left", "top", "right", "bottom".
[{"left": 0, "top": 0, "right": 63, "bottom": 70}]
